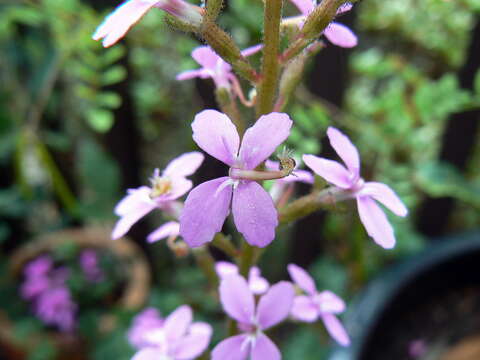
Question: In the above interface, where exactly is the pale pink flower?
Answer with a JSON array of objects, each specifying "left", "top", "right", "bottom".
[
  {"left": 20, "top": 256, "right": 53, "bottom": 300},
  {"left": 34, "top": 286, "right": 77, "bottom": 332},
  {"left": 80, "top": 249, "right": 104, "bottom": 283},
  {"left": 129, "top": 305, "right": 212, "bottom": 360},
  {"left": 176, "top": 45, "right": 262, "bottom": 90},
  {"left": 112, "top": 152, "right": 204, "bottom": 240},
  {"left": 303, "top": 127, "right": 408, "bottom": 249},
  {"left": 179, "top": 110, "right": 292, "bottom": 248},
  {"left": 287, "top": 0, "right": 357, "bottom": 48},
  {"left": 215, "top": 261, "right": 269, "bottom": 295},
  {"left": 265, "top": 159, "right": 314, "bottom": 203},
  {"left": 212, "top": 275, "right": 294, "bottom": 360},
  {"left": 93, "top": 0, "right": 203, "bottom": 48},
  {"left": 128, "top": 308, "right": 165, "bottom": 349},
  {"left": 287, "top": 264, "right": 350, "bottom": 347}
]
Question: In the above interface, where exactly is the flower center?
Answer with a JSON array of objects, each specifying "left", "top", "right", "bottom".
[{"left": 150, "top": 176, "right": 172, "bottom": 198}]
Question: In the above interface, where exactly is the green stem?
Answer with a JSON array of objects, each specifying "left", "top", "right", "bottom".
[
  {"left": 278, "top": 187, "right": 351, "bottom": 224},
  {"left": 256, "top": 0, "right": 283, "bottom": 117},
  {"left": 211, "top": 233, "right": 239, "bottom": 258},
  {"left": 215, "top": 88, "right": 244, "bottom": 136},
  {"left": 192, "top": 246, "right": 219, "bottom": 288},
  {"left": 238, "top": 241, "right": 255, "bottom": 277}
]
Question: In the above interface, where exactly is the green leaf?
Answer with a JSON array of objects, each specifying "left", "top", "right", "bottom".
[
  {"left": 85, "top": 108, "right": 114, "bottom": 133},
  {"left": 101, "top": 65, "right": 127, "bottom": 86}
]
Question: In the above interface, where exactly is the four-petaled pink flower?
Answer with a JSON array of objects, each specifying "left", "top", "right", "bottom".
[
  {"left": 129, "top": 305, "right": 212, "bottom": 360},
  {"left": 303, "top": 127, "right": 408, "bottom": 249},
  {"left": 176, "top": 45, "right": 262, "bottom": 90},
  {"left": 112, "top": 152, "right": 204, "bottom": 241},
  {"left": 179, "top": 110, "right": 292, "bottom": 248},
  {"left": 93, "top": 0, "right": 203, "bottom": 48},
  {"left": 288, "top": 264, "right": 350, "bottom": 346},
  {"left": 287, "top": 0, "right": 357, "bottom": 48},
  {"left": 215, "top": 261, "right": 269, "bottom": 295},
  {"left": 212, "top": 274, "right": 294, "bottom": 360}
]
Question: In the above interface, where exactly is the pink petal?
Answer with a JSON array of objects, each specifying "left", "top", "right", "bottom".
[
  {"left": 163, "top": 305, "right": 192, "bottom": 341},
  {"left": 289, "top": 0, "right": 314, "bottom": 15},
  {"left": 290, "top": 295, "right": 319, "bottom": 322},
  {"left": 163, "top": 151, "right": 204, "bottom": 178},
  {"left": 239, "top": 112, "right": 292, "bottom": 170},
  {"left": 287, "top": 263, "right": 317, "bottom": 295},
  {"left": 191, "top": 46, "right": 223, "bottom": 70},
  {"left": 219, "top": 275, "right": 255, "bottom": 324},
  {"left": 232, "top": 181, "right": 278, "bottom": 248},
  {"left": 248, "top": 267, "right": 270, "bottom": 295},
  {"left": 324, "top": 22, "right": 358, "bottom": 48},
  {"left": 240, "top": 44, "right": 264, "bottom": 57},
  {"left": 176, "top": 69, "right": 204, "bottom": 81},
  {"left": 302, "top": 154, "right": 354, "bottom": 189},
  {"left": 257, "top": 281, "right": 294, "bottom": 330},
  {"left": 147, "top": 221, "right": 180, "bottom": 243},
  {"left": 111, "top": 204, "right": 155, "bottom": 240},
  {"left": 93, "top": 0, "right": 157, "bottom": 48},
  {"left": 356, "top": 196, "right": 396, "bottom": 249},
  {"left": 321, "top": 313, "right": 351, "bottom": 347},
  {"left": 114, "top": 186, "right": 152, "bottom": 216},
  {"left": 180, "top": 177, "right": 232, "bottom": 247},
  {"left": 326, "top": 127, "right": 360, "bottom": 177},
  {"left": 132, "top": 348, "right": 163, "bottom": 360},
  {"left": 192, "top": 110, "right": 240, "bottom": 166},
  {"left": 360, "top": 182, "right": 408, "bottom": 217},
  {"left": 212, "top": 335, "right": 250, "bottom": 360},
  {"left": 157, "top": 177, "right": 192, "bottom": 202},
  {"left": 171, "top": 322, "right": 212, "bottom": 360},
  {"left": 215, "top": 261, "right": 239, "bottom": 278},
  {"left": 316, "top": 290, "right": 346, "bottom": 314},
  {"left": 336, "top": 2, "right": 353, "bottom": 14},
  {"left": 251, "top": 333, "right": 281, "bottom": 360}
]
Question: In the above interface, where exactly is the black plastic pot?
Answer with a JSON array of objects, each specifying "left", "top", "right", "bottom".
[{"left": 329, "top": 230, "right": 480, "bottom": 360}]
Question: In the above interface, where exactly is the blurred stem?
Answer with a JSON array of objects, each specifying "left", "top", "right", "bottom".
[
  {"left": 278, "top": 186, "right": 351, "bottom": 224},
  {"left": 215, "top": 88, "right": 244, "bottom": 135},
  {"left": 238, "top": 241, "right": 256, "bottom": 277},
  {"left": 35, "top": 139, "right": 77, "bottom": 214},
  {"left": 256, "top": 0, "right": 283, "bottom": 117},
  {"left": 192, "top": 246, "right": 219, "bottom": 288},
  {"left": 227, "top": 318, "right": 237, "bottom": 337},
  {"left": 211, "top": 233, "right": 239, "bottom": 258}
]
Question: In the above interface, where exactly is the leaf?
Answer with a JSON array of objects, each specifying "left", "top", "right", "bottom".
[
  {"left": 101, "top": 65, "right": 127, "bottom": 86},
  {"left": 85, "top": 108, "right": 114, "bottom": 133}
]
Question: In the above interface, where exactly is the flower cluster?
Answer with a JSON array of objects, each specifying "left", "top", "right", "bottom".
[{"left": 20, "top": 256, "right": 77, "bottom": 332}]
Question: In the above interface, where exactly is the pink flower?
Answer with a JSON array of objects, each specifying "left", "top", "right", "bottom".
[
  {"left": 23, "top": 255, "right": 53, "bottom": 278},
  {"left": 129, "top": 305, "right": 212, "bottom": 360},
  {"left": 265, "top": 159, "right": 314, "bottom": 203},
  {"left": 303, "top": 127, "right": 408, "bottom": 249},
  {"left": 80, "top": 249, "right": 104, "bottom": 283},
  {"left": 34, "top": 286, "right": 77, "bottom": 332},
  {"left": 215, "top": 261, "right": 269, "bottom": 295},
  {"left": 287, "top": 0, "right": 357, "bottom": 48},
  {"left": 112, "top": 152, "right": 204, "bottom": 240},
  {"left": 212, "top": 275, "right": 294, "bottom": 360},
  {"left": 176, "top": 45, "right": 262, "bottom": 90},
  {"left": 179, "top": 110, "right": 293, "bottom": 248},
  {"left": 20, "top": 256, "right": 54, "bottom": 300},
  {"left": 287, "top": 264, "right": 350, "bottom": 347},
  {"left": 93, "top": 0, "right": 203, "bottom": 48}
]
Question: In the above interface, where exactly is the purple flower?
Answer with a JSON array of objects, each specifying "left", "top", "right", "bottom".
[
  {"left": 287, "top": 0, "right": 357, "bottom": 48},
  {"left": 20, "top": 256, "right": 54, "bottom": 300},
  {"left": 179, "top": 110, "right": 292, "bottom": 248},
  {"left": 176, "top": 45, "right": 262, "bottom": 90},
  {"left": 112, "top": 152, "right": 204, "bottom": 240},
  {"left": 215, "top": 261, "right": 269, "bottom": 295},
  {"left": 129, "top": 305, "right": 212, "bottom": 360},
  {"left": 80, "top": 249, "right": 104, "bottom": 283},
  {"left": 23, "top": 255, "right": 53, "bottom": 278},
  {"left": 34, "top": 286, "right": 77, "bottom": 332},
  {"left": 265, "top": 159, "right": 314, "bottom": 203},
  {"left": 93, "top": 0, "right": 203, "bottom": 48},
  {"left": 212, "top": 275, "right": 294, "bottom": 360},
  {"left": 303, "top": 127, "right": 408, "bottom": 249},
  {"left": 128, "top": 308, "right": 165, "bottom": 349},
  {"left": 287, "top": 264, "right": 350, "bottom": 347}
]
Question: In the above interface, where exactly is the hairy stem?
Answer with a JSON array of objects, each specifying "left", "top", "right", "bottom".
[{"left": 256, "top": 0, "right": 283, "bottom": 117}]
